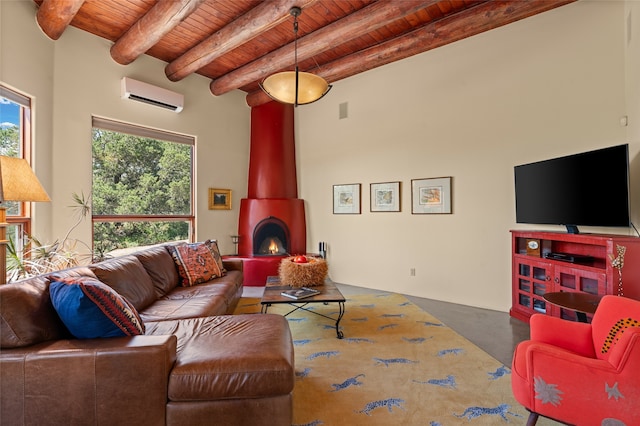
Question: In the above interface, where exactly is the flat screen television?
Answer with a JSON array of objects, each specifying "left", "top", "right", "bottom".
[{"left": 514, "top": 144, "right": 630, "bottom": 234}]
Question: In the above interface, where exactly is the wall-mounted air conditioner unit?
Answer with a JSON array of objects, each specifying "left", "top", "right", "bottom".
[{"left": 121, "top": 77, "right": 184, "bottom": 113}]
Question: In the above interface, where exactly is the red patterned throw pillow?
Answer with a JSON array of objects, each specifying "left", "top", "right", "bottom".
[
  {"left": 207, "top": 239, "right": 226, "bottom": 275},
  {"left": 168, "top": 240, "right": 224, "bottom": 287}
]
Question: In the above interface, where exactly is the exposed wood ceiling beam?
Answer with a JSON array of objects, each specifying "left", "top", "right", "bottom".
[
  {"left": 245, "top": 0, "right": 576, "bottom": 107},
  {"left": 210, "top": 0, "right": 436, "bottom": 97},
  {"left": 110, "top": 0, "right": 206, "bottom": 66},
  {"left": 36, "top": 0, "right": 86, "bottom": 40},
  {"left": 165, "top": 0, "right": 319, "bottom": 82}
]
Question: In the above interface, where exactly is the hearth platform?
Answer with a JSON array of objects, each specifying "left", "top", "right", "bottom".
[{"left": 223, "top": 255, "right": 288, "bottom": 287}]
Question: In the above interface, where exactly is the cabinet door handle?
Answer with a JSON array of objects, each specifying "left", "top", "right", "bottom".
[
  {"left": 554, "top": 277, "right": 559, "bottom": 284},
  {"left": 546, "top": 276, "right": 551, "bottom": 281}
]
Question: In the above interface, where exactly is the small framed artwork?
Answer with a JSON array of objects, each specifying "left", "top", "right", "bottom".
[
  {"left": 333, "top": 184, "right": 361, "bottom": 214},
  {"left": 370, "top": 181, "right": 401, "bottom": 212},
  {"left": 208, "top": 188, "right": 232, "bottom": 210},
  {"left": 411, "top": 177, "right": 452, "bottom": 214}
]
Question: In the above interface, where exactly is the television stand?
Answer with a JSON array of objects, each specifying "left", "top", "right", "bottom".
[{"left": 510, "top": 230, "right": 640, "bottom": 322}]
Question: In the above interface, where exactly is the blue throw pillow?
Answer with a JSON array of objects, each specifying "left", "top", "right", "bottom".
[{"left": 49, "top": 276, "right": 145, "bottom": 339}]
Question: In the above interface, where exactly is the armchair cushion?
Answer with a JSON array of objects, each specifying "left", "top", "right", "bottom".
[
  {"left": 49, "top": 276, "right": 145, "bottom": 339},
  {"left": 529, "top": 314, "right": 596, "bottom": 358}
]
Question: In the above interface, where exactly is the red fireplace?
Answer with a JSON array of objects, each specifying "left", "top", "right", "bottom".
[{"left": 230, "top": 101, "right": 306, "bottom": 286}]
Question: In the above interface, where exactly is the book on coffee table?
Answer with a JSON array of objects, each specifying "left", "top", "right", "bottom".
[{"left": 280, "top": 287, "right": 320, "bottom": 300}]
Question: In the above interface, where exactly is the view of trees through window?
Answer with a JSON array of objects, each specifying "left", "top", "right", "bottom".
[
  {"left": 92, "top": 120, "right": 194, "bottom": 254},
  {"left": 0, "top": 98, "right": 21, "bottom": 237},
  {"left": 1, "top": 88, "right": 30, "bottom": 261}
]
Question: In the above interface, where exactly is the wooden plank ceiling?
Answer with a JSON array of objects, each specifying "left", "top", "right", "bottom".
[{"left": 34, "top": 0, "right": 575, "bottom": 107}]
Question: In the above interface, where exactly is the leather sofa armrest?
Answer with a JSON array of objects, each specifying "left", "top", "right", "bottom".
[
  {"left": 223, "top": 259, "right": 243, "bottom": 272},
  {"left": 530, "top": 313, "right": 596, "bottom": 358},
  {"left": 1, "top": 335, "right": 177, "bottom": 425}
]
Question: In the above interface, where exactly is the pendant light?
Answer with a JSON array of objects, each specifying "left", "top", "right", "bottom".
[{"left": 260, "top": 7, "right": 331, "bottom": 107}]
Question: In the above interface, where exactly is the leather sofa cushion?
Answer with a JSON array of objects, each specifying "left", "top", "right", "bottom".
[
  {"left": 140, "top": 271, "right": 243, "bottom": 321},
  {"left": 163, "top": 271, "right": 242, "bottom": 304},
  {"left": 0, "top": 276, "right": 68, "bottom": 348},
  {"left": 134, "top": 245, "right": 179, "bottom": 298},
  {"left": 90, "top": 256, "right": 157, "bottom": 311},
  {"left": 0, "top": 267, "right": 95, "bottom": 348},
  {"left": 145, "top": 314, "right": 294, "bottom": 401},
  {"left": 166, "top": 394, "right": 292, "bottom": 426},
  {"left": 139, "top": 294, "right": 228, "bottom": 322}
]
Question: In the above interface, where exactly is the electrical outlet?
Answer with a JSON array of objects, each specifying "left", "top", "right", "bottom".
[{"left": 410, "top": 268, "right": 416, "bottom": 276}]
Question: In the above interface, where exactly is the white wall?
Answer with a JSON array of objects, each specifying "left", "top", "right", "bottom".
[
  {"left": 1, "top": 0, "right": 251, "bottom": 255},
  {"left": 297, "top": 0, "right": 638, "bottom": 311},
  {"left": 626, "top": 0, "right": 640, "bottom": 220},
  {"left": 0, "top": 0, "right": 55, "bottom": 236}
]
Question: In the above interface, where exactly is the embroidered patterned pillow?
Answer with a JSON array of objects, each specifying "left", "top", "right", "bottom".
[
  {"left": 207, "top": 239, "right": 226, "bottom": 276},
  {"left": 167, "top": 240, "right": 224, "bottom": 287},
  {"left": 49, "top": 276, "right": 145, "bottom": 339}
]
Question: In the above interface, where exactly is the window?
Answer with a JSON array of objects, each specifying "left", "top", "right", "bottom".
[
  {"left": 1, "top": 85, "right": 33, "bottom": 264},
  {"left": 91, "top": 117, "right": 194, "bottom": 255}
]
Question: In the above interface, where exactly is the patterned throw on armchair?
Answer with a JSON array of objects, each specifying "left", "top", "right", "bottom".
[{"left": 512, "top": 295, "right": 640, "bottom": 426}]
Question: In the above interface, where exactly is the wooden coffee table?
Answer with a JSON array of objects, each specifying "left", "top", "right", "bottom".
[
  {"left": 261, "top": 276, "right": 346, "bottom": 339},
  {"left": 543, "top": 292, "right": 603, "bottom": 322}
]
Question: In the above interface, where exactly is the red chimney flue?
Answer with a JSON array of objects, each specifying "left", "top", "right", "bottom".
[{"left": 235, "top": 102, "right": 306, "bottom": 285}]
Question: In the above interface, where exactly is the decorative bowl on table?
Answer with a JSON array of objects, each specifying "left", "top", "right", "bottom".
[{"left": 278, "top": 256, "right": 328, "bottom": 288}]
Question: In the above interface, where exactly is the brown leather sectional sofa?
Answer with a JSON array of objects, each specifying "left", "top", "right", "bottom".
[{"left": 0, "top": 244, "right": 295, "bottom": 425}]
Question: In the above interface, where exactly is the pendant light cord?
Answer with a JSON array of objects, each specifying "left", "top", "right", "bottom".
[{"left": 293, "top": 10, "right": 299, "bottom": 106}]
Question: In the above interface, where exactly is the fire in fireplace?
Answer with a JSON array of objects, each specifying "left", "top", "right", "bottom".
[{"left": 258, "top": 238, "right": 285, "bottom": 255}]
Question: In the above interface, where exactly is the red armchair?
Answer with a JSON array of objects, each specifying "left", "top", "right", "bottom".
[{"left": 512, "top": 295, "right": 640, "bottom": 426}]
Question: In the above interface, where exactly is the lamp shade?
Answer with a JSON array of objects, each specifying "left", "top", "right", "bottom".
[
  {"left": 261, "top": 71, "right": 331, "bottom": 105},
  {"left": 0, "top": 156, "right": 50, "bottom": 202}
]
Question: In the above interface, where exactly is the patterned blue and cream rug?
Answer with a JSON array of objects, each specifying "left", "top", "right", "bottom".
[{"left": 234, "top": 292, "right": 554, "bottom": 425}]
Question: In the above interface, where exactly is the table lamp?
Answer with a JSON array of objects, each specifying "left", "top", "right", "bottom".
[{"left": 0, "top": 156, "right": 51, "bottom": 284}]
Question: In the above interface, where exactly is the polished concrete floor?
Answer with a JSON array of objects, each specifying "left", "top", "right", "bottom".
[{"left": 243, "top": 282, "right": 530, "bottom": 366}]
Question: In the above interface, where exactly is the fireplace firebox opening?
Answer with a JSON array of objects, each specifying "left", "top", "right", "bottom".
[{"left": 253, "top": 217, "right": 290, "bottom": 256}]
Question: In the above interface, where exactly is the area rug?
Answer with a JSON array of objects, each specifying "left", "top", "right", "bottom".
[{"left": 234, "top": 292, "right": 541, "bottom": 425}]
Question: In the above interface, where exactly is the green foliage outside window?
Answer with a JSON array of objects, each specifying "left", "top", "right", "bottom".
[
  {"left": 92, "top": 128, "right": 192, "bottom": 251},
  {"left": 1, "top": 121, "right": 20, "bottom": 216},
  {"left": 1, "top": 125, "right": 20, "bottom": 156}
]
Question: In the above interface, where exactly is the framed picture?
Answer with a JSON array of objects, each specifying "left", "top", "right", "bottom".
[
  {"left": 411, "top": 177, "right": 452, "bottom": 214},
  {"left": 370, "top": 181, "right": 401, "bottom": 212},
  {"left": 333, "top": 184, "right": 361, "bottom": 214},
  {"left": 208, "top": 188, "right": 231, "bottom": 210}
]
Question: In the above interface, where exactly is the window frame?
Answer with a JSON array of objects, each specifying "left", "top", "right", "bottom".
[
  {"left": 90, "top": 116, "right": 196, "bottom": 249},
  {"left": 1, "top": 85, "right": 33, "bottom": 244}
]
